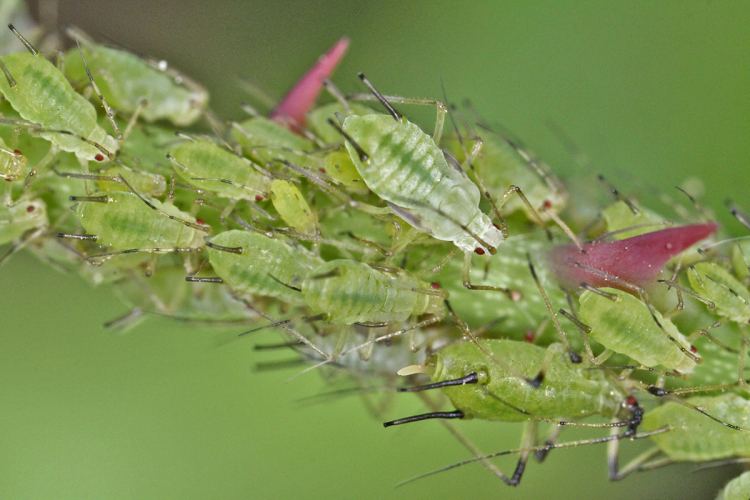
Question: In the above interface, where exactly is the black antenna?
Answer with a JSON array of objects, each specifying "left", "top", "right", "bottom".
[{"left": 358, "top": 72, "right": 401, "bottom": 121}]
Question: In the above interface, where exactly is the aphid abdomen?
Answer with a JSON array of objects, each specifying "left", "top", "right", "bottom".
[
  {"left": 301, "top": 260, "right": 423, "bottom": 324},
  {"left": 0, "top": 53, "right": 118, "bottom": 159},
  {"left": 170, "top": 141, "right": 271, "bottom": 199},
  {"left": 343, "top": 114, "right": 502, "bottom": 253},
  {"left": 717, "top": 471, "right": 750, "bottom": 500},
  {"left": 270, "top": 179, "right": 316, "bottom": 235},
  {"left": 429, "top": 339, "right": 621, "bottom": 422},
  {"left": 642, "top": 395, "right": 750, "bottom": 461},
  {"left": 207, "top": 230, "right": 322, "bottom": 305},
  {"left": 687, "top": 262, "right": 750, "bottom": 323},
  {"left": 578, "top": 288, "right": 697, "bottom": 372},
  {"left": 546, "top": 222, "right": 719, "bottom": 292},
  {"left": 230, "top": 116, "right": 316, "bottom": 168},
  {"left": 76, "top": 192, "right": 199, "bottom": 249},
  {"left": 97, "top": 166, "right": 166, "bottom": 197}
]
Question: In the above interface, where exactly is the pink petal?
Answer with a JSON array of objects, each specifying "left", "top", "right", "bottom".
[
  {"left": 546, "top": 222, "right": 719, "bottom": 292},
  {"left": 270, "top": 37, "right": 349, "bottom": 128}
]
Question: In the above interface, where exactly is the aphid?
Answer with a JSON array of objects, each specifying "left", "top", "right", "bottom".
[
  {"left": 577, "top": 287, "right": 699, "bottom": 372},
  {"left": 385, "top": 338, "right": 638, "bottom": 486},
  {"left": 230, "top": 113, "right": 319, "bottom": 170},
  {"left": 63, "top": 27, "right": 208, "bottom": 127},
  {"left": 54, "top": 165, "right": 167, "bottom": 198},
  {"left": 269, "top": 178, "right": 318, "bottom": 236},
  {"left": 0, "top": 26, "right": 119, "bottom": 163},
  {"left": 687, "top": 261, "right": 750, "bottom": 324},
  {"left": 167, "top": 139, "right": 272, "bottom": 201},
  {"left": 70, "top": 189, "right": 209, "bottom": 259},
  {"left": 716, "top": 471, "right": 750, "bottom": 500},
  {"left": 0, "top": 197, "right": 46, "bottom": 247}
]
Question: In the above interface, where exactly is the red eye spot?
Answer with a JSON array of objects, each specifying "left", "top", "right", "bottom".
[
  {"left": 255, "top": 195, "right": 263, "bottom": 202},
  {"left": 13, "top": 149, "right": 21, "bottom": 156},
  {"left": 196, "top": 219, "right": 205, "bottom": 225},
  {"left": 319, "top": 168, "right": 326, "bottom": 173},
  {"left": 626, "top": 396, "right": 637, "bottom": 406},
  {"left": 26, "top": 205, "right": 34, "bottom": 213},
  {"left": 95, "top": 154, "right": 104, "bottom": 162},
  {"left": 543, "top": 200, "right": 552, "bottom": 209},
  {"left": 430, "top": 282, "right": 439, "bottom": 289},
  {"left": 474, "top": 247, "right": 485, "bottom": 255},
  {"left": 492, "top": 223, "right": 500, "bottom": 230},
  {"left": 674, "top": 369, "right": 681, "bottom": 375},
  {"left": 4, "top": 178, "right": 10, "bottom": 182},
  {"left": 524, "top": 331, "right": 534, "bottom": 343},
  {"left": 690, "top": 345, "right": 698, "bottom": 353}
]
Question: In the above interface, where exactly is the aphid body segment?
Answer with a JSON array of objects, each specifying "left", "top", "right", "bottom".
[
  {"left": 428, "top": 339, "right": 622, "bottom": 421},
  {"left": 300, "top": 259, "right": 444, "bottom": 325},
  {"left": 64, "top": 42, "right": 208, "bottom": 126},
  {"left": 207, "top": 229, "right": 323, "bottom": 305},
  {"left": 642, "top": 395, "right": 750, "bottom": 461},
  {"left": 0, "top": 197, "right": 46, "bottom": 245},
  {"left": 76, "top": 191, "right": 206, "bottom": 250},
  {"left": 95, "top": 165, "right": 167, "bottom": 197},
  {"left": 688, "top": 261, "right": 750, "bottom": 324},
  {"left": 546, "top": 222, "right": 719, "bottom": 292},
  {"left": 716, "top": 471, "right": 750, "bottom": 500},
  {"left": 269, "top": 179, "right": 317, "bottom": 236},
  {"left": 169, "top": 140, "right": 271, "bottom": 200},
  {"left": 0, "top": 52, "right": 118, "bottom": 160},
  {"left": 343, "top": 113, "right": 503, "bottom": 254},
  {"left": 578, "top": 287, "right": 698, "bottom": 373}
]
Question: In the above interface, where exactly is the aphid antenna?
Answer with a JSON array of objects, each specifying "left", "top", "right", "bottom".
[
  {"left": 8, "top": 24, "right": 38, "bottom": 56},
  {"left": 691, "top": 457, "right": 750, "bottom": 472},
  {"left": 674, "top": 185, "right": 711, "bottom": 221},
  {"left": 545, "top": 118, "right": 590, "bottom": 169},
  {"left": 238, "top": 313, "right": 327, "bottom": 337},
  {"left": 321, "top": 78, "right": 352, "bottom": 114},
  {"left": 656, "top": 278, "right": 716, "bottom": 309},
  {"left": 237, "top": 76, "right": 278, "bottom": 112},
  {"left": 527, "top": 254, "right": 581, "bottom": 363},
  {"left": 655, "top": 390, "right": 750, "bottom": 433},
  {"left": 567, "top": 257, "right": 702, "bottom": 364},
  {"left": 185, "top": 276, "right": 223, "bottom": 283},
  {"left": 189, "top": 176, "right": 267, "bottom": 198},
  {"left": 73, "top": 34, "right": 123, "bottom": 142},
  {"left": 82, "top": 246, "right": 203, "bottom": 261},
  {"left": 118, "top": 175, "right": 211, "bottom": 233},
  {"left": 325, "top": 117, "right": 369, "bottom": 163},
  {"left": 356, "top": 73, "right": 402, "bottom": 121},
  {"left": 590, "top": 220, "right": 674, "bottom": 243},
  {"left": 0, "top": 118, "right": 116, "bottom": 162},
  {"left": 597, "top": 174, "right": 640, "bottom": 215},
  {"left": 727, "top": 200, "right": 750, "bottom": 232}
]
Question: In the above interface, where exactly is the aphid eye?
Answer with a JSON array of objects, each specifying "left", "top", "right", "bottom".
[
  {"left": 543, "top": 200, "right": 552, "bottom": 209},
  {"left": 95, "top": 154, "right": 104, "bottom": 162},
  {"left": 255, "top": 195, "right": 263, "bottom": 202},
  {"left": 690, "top": 345, "right": 698, "bottom": 353},
  {"left": 524, "top": 331, "right": 534, "bottom": 343},
  {"left": 474, "top": 247, "right": 485, "bottom": 255},
  {"left": 625, "top": 396, "right": 637, "bottom": 406},
  {"left": 196, "top": 219, "right": 205, "bottom": 225},
  {"left": 26, "top": 205, "right": 34, "bottom": 212},
  {"left": 4, "top": 178, "right": 10, "bottom": 182},
  {"left": 13, "top": 149, "right": 21, "bottom": 156},
  {"left": 430, "top": 282, "right": 440, "bottom": 289}
]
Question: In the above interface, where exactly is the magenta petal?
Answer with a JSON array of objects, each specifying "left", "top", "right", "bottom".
[
  {"left": 270, "top": 37, "right": 349, "bottom": 128},
  {"left": 546, "top": 222, "right": 719, "bottom": 292}
]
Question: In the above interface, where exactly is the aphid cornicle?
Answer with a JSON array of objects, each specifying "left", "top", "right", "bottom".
[{"left": 0, "top": 26, "right": 118, "bottom": 162}]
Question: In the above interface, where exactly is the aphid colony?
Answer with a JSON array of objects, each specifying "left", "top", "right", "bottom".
[{"left": 2, "top": 14, "right": 750, "bottom": 499}]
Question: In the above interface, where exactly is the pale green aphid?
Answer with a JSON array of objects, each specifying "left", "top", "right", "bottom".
[
  {"left": 601, "top": 200, "right": 669, "bottom": 239},
  {"left": 322, "top": 150, "right": 366, "bottom": 192},
  {"left": 687, "top": 261, "right": 750, "bottom": 324},
  {"left": 94, "top": 165, "right": 167, "bottom": 197},
  {"left": 0, "top": 34, "right": 118, "bottom": 162},
  {"left": 63, "top": 28, "right": 208, "bottom": 127},
  {"left": 168, "top": 139, "right": 272, "bottom": 201},
  {"left": 0, "top": 135, "right": 25, "bottom": 182},
  {"left": 300, "top": 259, "right": 444, "bottom": 325},
  {"left": 230, "top": 115, "right": 318, "bottom": 169},
  {"left": 75, "top": 191, "right": 208, "bottom": 252},
  {"left": 425, "top": 339, "right": 622, "bottom": 422},
  {"left": 578, "top": 287, "right": 699, "bottom": 373},
  {"left": 716, "top": 471, "right": 750, "bottom": 500},
  {"left": 641, "top": 395, "right": 750, "bottom": 463},
  {"left": 0, "top": 197, "right": 46, "bottom": 245},
  {"left": 206, "top": 229, "right": 323, "bottom": 305},
  {"left": 269, "top": 179, "right": 317, "bottom": 236}
]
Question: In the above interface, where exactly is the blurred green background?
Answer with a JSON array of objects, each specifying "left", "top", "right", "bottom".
[{"left": 3, "top": 1, "right": 749, "bottom": 498}]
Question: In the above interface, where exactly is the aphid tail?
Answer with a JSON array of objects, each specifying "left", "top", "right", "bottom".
[
  {"left": 269, "top": 37, "right": 349, "bottom": 128},
  {"left": 546, "top": 222, "right": 719, "bottom": 291}
]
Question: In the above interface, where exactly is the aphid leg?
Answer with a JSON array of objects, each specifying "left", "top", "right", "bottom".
[
  {"left": 462, "top": 251, "right": 519, "bottom": 300},
  {"left": 534, "top": 424, "right": 564, "bottom": 463},
  {"left": 528, "top": 254, "right": 580, "bottom": 363},
  {"left": 102, "top": 308, "right": 145, "bottom": 332},
  {"left": 607, "top": 439, "right": 664, "bottom": 481},
  {"left": 560, "top": 289, "right": 602, "bottom": 363},
  {"left": 122, "top": 99, "right": 148, "bottom": 141}
]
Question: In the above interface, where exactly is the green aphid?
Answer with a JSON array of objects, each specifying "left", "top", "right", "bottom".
[
  {"left": 0, "top": 135, "right": 25, "bottom": 181},
  {"left": 578, "top": 287, "right": 699, "bottom": 373},
  {"left": 270, "top": 179, "right": 317, "bottom": 236},
  {"left": 168, "top": 140, "right": 272, "bottom": 201},
  {"left": 307, "top": 101, "right": 376, "bottom": 143},
  {"left": 688, "top": 261, "right": 750, "bottom": 324},
  {"left": 716, "top": 471, "right": 750, "bottom": 500},
  {"left": 0, "top": 49, "right": 117, "bottom": 161},
  {"left": 642, "top": 395, "right": 750, "bottom": 462},
  {"left": 300, "top": 259, "right": 444, "bottom": 325},
  {"left": 601, "top": 200, "right": 667, "bottom": 239},
  {"left": 230, "top": 115, "right": 318, "bottom": 169},
  {"left": 75, "top": 191, "right": 207, "bottom": 251},
  {"left": 63, "top": 31, "right": 208, "bottom": 126},
  {"left": 206, "top": 229, "right": 323, "bottom": 305},
  {"left": 425, "top": 339, "right": 623, "bottom": 422},
  {"left": 446, "top": 132, "right": 567, "bottom": 222},
  {"left": 323, "top": 150, "right": 366, "bottom": 192},
  {"left": 0, "top": 197, "right": 46, "bottom": 245},
  {"left": 95, "top": 165, "right": 167, "bottom": 197},
  {"left": 730, "top": 241, "right": 750, "bottom": 281}
]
